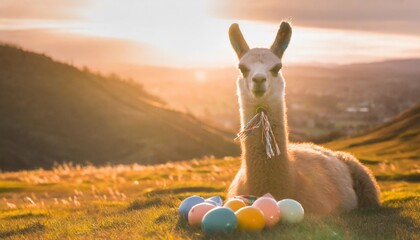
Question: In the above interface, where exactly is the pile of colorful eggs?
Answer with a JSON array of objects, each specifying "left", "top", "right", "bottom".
[{"left": 178, "top": 193, "right": 304, "bottom": 234}]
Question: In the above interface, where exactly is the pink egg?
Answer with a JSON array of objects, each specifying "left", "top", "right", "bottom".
[
  {"left": 252, "top": 197, "right": 281, "bottom": 228},
  {"left": 262, "top": 193, "right": 276, "bottom": 200},
  {"left": 188, "top": 203, "right": 216, "bottom": 227}
]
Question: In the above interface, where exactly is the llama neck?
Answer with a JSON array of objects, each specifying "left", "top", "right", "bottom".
[
  {"left": 239, "top": 96, "right": 293, "bottom": 198},
  {"left": 240, "top": 99, "right": 289, "bottom": 155}
]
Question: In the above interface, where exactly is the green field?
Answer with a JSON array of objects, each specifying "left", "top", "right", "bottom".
[{"left": 0, "top": 153, "right": 419, "bottom": 239}]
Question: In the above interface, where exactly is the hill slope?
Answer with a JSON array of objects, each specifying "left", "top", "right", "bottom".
[
  {"left": 0, "top": 45, "right": 239, "bottom": 171},
  {"left": 325, "top": 104, "right": 419, "bottom": 183},
  {"left": 325, "top": 104, "right": 420, "bottom": 163}
]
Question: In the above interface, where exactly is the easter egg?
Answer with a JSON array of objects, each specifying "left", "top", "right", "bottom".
[
  {"left": 235, "top": 206, "right": 265, "bottom": 232},
  {"left": 188, "top": 203, "right": 216, "bottom": 227},
  {"left": 252, "top": 197, "right": 281, "bottom": 227},
  {"left": 206, "top": 196, "right": 223, "bottom": 206},
  {"left": 234, "top": 195, "right": 258, "bottom": 205},
  {"left": 178, "top": 195, "right": 204, "bottom": 219},
  {"left": 224, "top": 199, "right": 246, "bottom": 212},
  {"left": 204, "top": 199, "right": 218, "bottom": 206},
  {"left": 201, "top": 207, "right": 237, "bottom": 234},
  {"left": 262, "top": 193, "right": 276, "bottom": 200},
  {"left": 277, "top": 199, "right": 304, "bottom": 223}
]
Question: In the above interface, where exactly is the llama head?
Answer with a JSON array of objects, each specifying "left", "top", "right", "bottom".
[{"left": 229, "top": 22, "right": 292, "bottom": 103}]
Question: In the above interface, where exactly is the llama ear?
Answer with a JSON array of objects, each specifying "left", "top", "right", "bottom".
[
  {"left": 270, "top": 21, "right": 292, "bottom": 59},
  {"left": 229, "top": 23, "right": 249, "bottom": 59}
]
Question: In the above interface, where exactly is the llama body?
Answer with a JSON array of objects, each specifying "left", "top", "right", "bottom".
[{"left": 228, "top": 22, "right": 381, "bottom": 216}]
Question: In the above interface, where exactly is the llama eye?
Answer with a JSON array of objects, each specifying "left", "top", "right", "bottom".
[
  {"left": 238, "top": 65, "right": 249, "bottom": 77},
  {"left": 270, "top": 64, "right": 282, "bottom": 76}
]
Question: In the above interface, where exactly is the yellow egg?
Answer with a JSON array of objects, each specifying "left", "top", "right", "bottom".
[
  {"left": 224, "top": 199, "right": 246, "bottom": 212},
  {"left": 235, "top": 206, "right": 265, "bottom": 232}
]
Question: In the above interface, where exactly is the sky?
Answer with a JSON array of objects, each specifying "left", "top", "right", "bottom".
[{"left": 0, "top": 0, "right": 419, "bottom": 69}]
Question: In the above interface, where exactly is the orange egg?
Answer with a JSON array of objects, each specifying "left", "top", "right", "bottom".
[
  {"left": 235, "top": 206, "right": 265, "bottom": 232},
  {"left": 224, "top": 199, "right": 246, "bottom": 212}
]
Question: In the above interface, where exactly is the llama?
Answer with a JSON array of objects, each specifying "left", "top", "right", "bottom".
[{"left": 228, "top": 22, "right": 381, "bottom": 216}]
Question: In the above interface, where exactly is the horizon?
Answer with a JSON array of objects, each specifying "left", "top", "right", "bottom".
[{"left": 1, "top": 0, "right": 420, "bottom": 72}]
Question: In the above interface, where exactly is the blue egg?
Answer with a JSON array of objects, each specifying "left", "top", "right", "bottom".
[
  {"left": 204, "top": 199, "right": 218, "bottom": 206},
  {"left": 206, "top": 196, "right": 223, "bottom": 206},
  {"left": 201, "top": 207, "right": 237, "bottom": 234},
  {"left": 178, "top": 196, "right": 204, "bottom": 219}
]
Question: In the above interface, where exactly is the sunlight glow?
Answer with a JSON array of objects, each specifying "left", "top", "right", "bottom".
[
  {"left": 74, "top": 0, "right": 230, "bottom": 66},
  {"left": 1, "top": 0, "right": 419, "bottom": 68},
  {"left": 194, "top": 70, "right": 207, "bottom": 82},
  {"left": 72, "top": 0, "right": 420, "bottom": 67}
]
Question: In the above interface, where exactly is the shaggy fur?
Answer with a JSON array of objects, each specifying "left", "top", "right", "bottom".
[{"left": 228, "top": 22, "right": 381, "bottom": 216}]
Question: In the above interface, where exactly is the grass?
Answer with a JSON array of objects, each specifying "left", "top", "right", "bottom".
[
  {"left": 0, "top": 154, "right": 419, "bottom": 240},
  {"left": 324, "top": 104, "right": 420, "bottom": 165}
]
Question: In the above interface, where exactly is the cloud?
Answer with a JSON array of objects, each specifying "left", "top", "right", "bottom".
[
  {"left": 0, "top": 0, "right": 88, "bottom": 20},
  {"left": 0, "top": 29, "right": 157, "bottom": 72},
  {"left": 211, "top": 0, "right": 420, "bottom": 36}
]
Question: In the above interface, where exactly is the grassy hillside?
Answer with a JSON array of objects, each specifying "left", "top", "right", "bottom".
[
  {"left": 325, "top": 103, "right": 419, "bottom": 159},
  {"left": 0, "top": 106, "right": 418, "bottom": 239},
  {"left": 0, "top": 45, "right": 239, "bottom": 171},
  {"left": 325, "top": 104, "right": 420, "bottom": 182}
]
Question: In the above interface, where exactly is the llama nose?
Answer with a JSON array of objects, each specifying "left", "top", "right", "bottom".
[{"left": 252, "top": 75, "right": 266, "bottom": 84}]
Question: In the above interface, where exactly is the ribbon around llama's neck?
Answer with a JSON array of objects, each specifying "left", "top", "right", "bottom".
[{"left": 235, "top": 107, "right": 281, "bottom": 158}]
